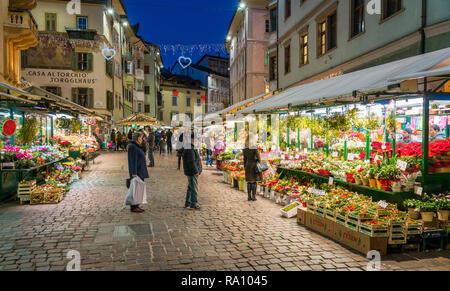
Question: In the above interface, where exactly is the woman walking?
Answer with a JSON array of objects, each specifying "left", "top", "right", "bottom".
[
  {"left": 127, "top": 132, "right": 149, "bottom": 213},
  {"left": 243, "top": 134, "right": 262, "bottom": 201}
]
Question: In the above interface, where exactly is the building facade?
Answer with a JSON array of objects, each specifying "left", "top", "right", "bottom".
[
  {"left": 144, "top": 42, "right": 162, "bottom": 119},
  {"left": 21, "top": 0, "right": 128, "bottom": 124},
  {"left": 1, "top": 0, "right": 38, "bottom": 87},
  {"left": 269, "top": 0, "right": 450, "bottom": 91},
  {"left": 171, "top": 54, "right": 230, "bottom": 113},
  {"left": 160, "top": 74, "right": 206, "bottom": 125},
  {"left": 225, "top": 0, "right": 270, "bottom": 105}
]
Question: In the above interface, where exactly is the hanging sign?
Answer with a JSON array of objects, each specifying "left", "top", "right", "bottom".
[
  {"left": 1, "top": 119, "right": 17, "bottom": 136},
  {"left": 328, "top": 177, "right": 334, "bottom": 185}
]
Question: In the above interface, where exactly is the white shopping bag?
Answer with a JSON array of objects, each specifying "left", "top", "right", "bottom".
[{"left": 125, "top": 177, "right": 148, "bottom": 206}]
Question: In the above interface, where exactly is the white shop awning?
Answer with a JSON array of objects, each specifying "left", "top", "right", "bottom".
[
  {"left": 237, "top": 47, "right": 450, "bottom": 114},
  {"left": 388, "top": 65, "right": 450, "bottom": 82}
]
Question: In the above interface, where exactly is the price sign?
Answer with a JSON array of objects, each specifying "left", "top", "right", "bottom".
[
  {"left": 332, "top": 152, "right": 338, "bottom": 157},
  {"left": 295, "top": 154, "right": 300, "bottom": 159},
  {"left": 304, "top": 148, "right": 308, "bottom": 153},
  {"left": 396, "top": 160, "right": 408, "bottom": 171},
  {"left": 281, "top": 154, "right": 285, "bottom": 160},
  {"left": 415, "top": 187, "right": 423, "bottom": 196},
  {"left": 307, "top": 188, "right": 326, "bottom": 196},
  {"left": 328, "top": 177, "right": 334, "bottom": 185},
  {"left": 377, "top": 200, "right": 389, "bottom": 209}
]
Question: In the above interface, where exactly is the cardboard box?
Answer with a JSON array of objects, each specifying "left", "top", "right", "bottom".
[
  {"left": 297, "top": 207, "right": 307, "bottom": 225},
  {"left": 334, "top": 224, "right": 388, "bottom": 256},
  {"left": 305, "top": 212, "right": 335, "bottom": 238}
]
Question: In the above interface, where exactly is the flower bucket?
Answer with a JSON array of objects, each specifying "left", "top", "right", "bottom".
[
  {"left": 238, "top": 179, "right": 246, "bottom": 192},
  {"left": 408, "top": 208, "right": 420, "bottom": 220},
  {"left": 354, "top": 177, "right": 362, "bottom": 185},
  {"left": 361, "top": 176, "right": 369, "bottom": 186},
  {"left": 437, "top": 210, "right": 450, "bottom": 221},
  {"left": 376, "top": 180, "right": 382, "bottom": 190},
  {"left": 421, "top": 212, "right": 435, "bottom": 222},
  {"left": 223, "top": 171, "right": 228, "bottom": 183},
  {"left": 1, "top": 162, "right": 15, "bottom": 170},
  {"left": 392, "top": 185, "right": 402, "bottom": 193},
  {"left": 233, "top": 179, "right": 239, "bottom": 188},
  {"left": 369, "top": 179, "right": 377, "bottom": 188},
  {"left": 264, "top": 188, "right": 270, "bottom": 199},
  {"left": 269, "top": 190, "right": 275, "bottom": 200}
]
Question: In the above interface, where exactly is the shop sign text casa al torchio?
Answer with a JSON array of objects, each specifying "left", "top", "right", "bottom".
[{"left": 25, "top": 70, "right": 97, "bottom": 85}]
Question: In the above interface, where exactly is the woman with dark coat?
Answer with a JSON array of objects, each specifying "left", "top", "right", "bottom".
[
  {"left": 127, "top": 132, "right": 149, "bottom": 213},
  {"left": 243, "top": 134, "right": 262, "bottom": 201}
]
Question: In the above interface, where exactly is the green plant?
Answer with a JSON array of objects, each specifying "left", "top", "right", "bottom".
[
  {"left": 403, "top": 199, "right": 420, "bottom": 209},
  {"left": 16, "top": 117, "right": 39, "bottom": 145},
  {"left": 71, "top": 119, "right": 82, "bottom": 133},
  {"left": 415, "top": 201, "right": 437, "bottom": 213}
]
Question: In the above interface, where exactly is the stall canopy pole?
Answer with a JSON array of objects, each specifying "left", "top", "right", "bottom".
[
  {"left": 392, "top": 100, "right": 397, "bottom": 156},
  {"left": 287, "top": 127, "right": 290, "bottom": 149},
  {"left": 366, "top": 131, "right": 370, "bottom": 161},
  {"left": 10, "top": 109, "right": 14, "bottom": 146},
  {"left": 297, "top": 128, "right": 300, "bottom": 151},
  {"left": 422, "top": 95, "right": 430, "bottom": 184}
]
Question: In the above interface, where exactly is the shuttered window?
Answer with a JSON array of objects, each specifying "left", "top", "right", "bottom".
[
  {"left": 107, "top": 91, "right": 114, "bottom": 111},
  {"left": 72, "top": 88, "right": 94, "bottom": 108},
  {"left": 45, "top": 13, "right": 57, "bottom": 32},
  {"left": 72, "top": 52, "right": 93, "bottom": 71}
]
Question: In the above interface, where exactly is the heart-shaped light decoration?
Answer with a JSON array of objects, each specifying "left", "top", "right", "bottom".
[
  {"left": 178, "top": 56, "right": 192, "bottom": 69},
  {"left": 102, "top": 47, "right": 116, "bottom": 61},
  {"left": 201, "top": 95, "right": 207, "bottom": 101},
  {"left": 172, "top": 90, "right": 178, "bottom": 97}
]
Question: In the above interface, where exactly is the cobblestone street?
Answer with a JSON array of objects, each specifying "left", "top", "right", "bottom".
[{"left": 0, "top": 152, "right": 449, "bottom": 271}]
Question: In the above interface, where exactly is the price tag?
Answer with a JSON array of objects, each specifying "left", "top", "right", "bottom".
[
  {"left": 377, "top": 200, "right": 389, "bottom": 209},
  {"left": 381, "top": 144, "right": 386, "bottom": 150},
  {"left": 304, "top": 148, "right": 308, "bottom": 153},
  {"left": 281, "top": 154, "right": 285, "bottom": 160},
  {"left": 307, "top": 188, "right": 326, "bottom": 196},
  {"left": 396, "top": 160, "right": 408, "bottom": 171},
  {"left": 415, "top": 187, "right": 423, "bottom": 196},
  {"left": 295, "top": 154, "right": 300, "bottom": 159},
  {"left": 332, "top": 152, "right": 338, "bottom": 157},
  {"left": 328, "top": 177, "right": 334, "bottom": 185}
]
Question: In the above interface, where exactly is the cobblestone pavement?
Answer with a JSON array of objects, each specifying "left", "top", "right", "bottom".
[{"left": 0, "top": 152, "right": 449, "bottom": 271}]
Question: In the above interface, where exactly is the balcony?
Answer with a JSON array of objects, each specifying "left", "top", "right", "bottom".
[
  {"left": 8, "top": 0, "right": 37, "bottom": 10},
  {"left": 124, "top": 74, "right": 134, "bottom": 86},
  {"left": 65, "top": 28, "right": 97, "bottom": 40},
  {"left": 4, "top": 9, "right": 38, "bottom": 85}
]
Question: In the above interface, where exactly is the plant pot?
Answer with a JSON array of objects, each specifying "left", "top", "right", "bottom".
[
  {"left": 1, "top": 162, "right": 15, "bottom": 169},
  {"left": 233, "top": 179, "right": 239, "bottom": 188},
  {"left": 392, "top": 185, "right": 402, "bottom": 193},
  {"left": 437, "top": 210, "right": 450, "bottom": 221},
  {"left": 354, "top": 177, "right": 362, "bottom": 185},
  {"left": 376, "top": 180, "right": 382, "bottom": 190},
  {"left": 361, "top": 176, "right": 369, "bottom": 186},
  {"left": 408, "top": 208, "right": 420, "bottom": 220},
  {"left": 369, "top": 179, "right": 377, "bottom": 188},
  {"left": 238, "top": 180, "right": 246, "bottom": 192},
  {"left": 421, "top": 212, "right": 435, "bottom": 222}
]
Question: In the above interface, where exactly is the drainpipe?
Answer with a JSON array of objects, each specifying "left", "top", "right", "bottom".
[
  {"left": 276, "top": 1, "right": 279, "bottom": 91},
  {"left": 244, "top": 6, "right": 248, "bottom": 102},
  {"left": 420, "top": 0, "right": 427, "bottom": 55},
  {"left": 421, "top": 0, "right": 428, "bottom": 92}
]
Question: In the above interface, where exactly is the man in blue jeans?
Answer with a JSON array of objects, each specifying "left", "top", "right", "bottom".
[{"left": 182, "top": 133, "right": 202, "bottom": 210}]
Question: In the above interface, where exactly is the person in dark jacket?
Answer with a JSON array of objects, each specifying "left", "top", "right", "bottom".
[
  {"left": 166, "top": 129, "right": 173, "bottom": 154},
  {"left": 127, "top": 132, "right": 149, "bottom": 213},
  {"left": 243, "top": 134, "right": 262, "bottom": 201},
  {"left": 110, "top": 129, "right": 116, "bottom": 151},
  {"left": 128, "top": 129, "right": 133, "bottom": 140},
  {"left": 147, "top": 129, "right": 155, "bottom": 167},
  {"left": 182, "top": 133, "right": 202, "bottom": 210},
  {"left": 176, "top": 132, "right": 184, "bottom": 170}
]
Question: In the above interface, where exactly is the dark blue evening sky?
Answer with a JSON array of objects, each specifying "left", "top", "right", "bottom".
[{"left": 124, "top": 0, "right": 239, "bottom": 70}]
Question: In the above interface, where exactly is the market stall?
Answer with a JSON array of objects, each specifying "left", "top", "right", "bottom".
[
  {"left": 216, "top": 49, "right": 450, "bottom": 254},
  {"left": 0, "top": 86, "right": 100, "bottom": 203}
]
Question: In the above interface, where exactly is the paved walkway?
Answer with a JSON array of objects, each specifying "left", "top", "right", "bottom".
[{"left": 0, "top": 152, "right": 449, "bottom": 271}]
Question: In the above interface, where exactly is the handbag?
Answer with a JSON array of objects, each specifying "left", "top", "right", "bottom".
[
  {"left": 256, "top": 161, "right": 269, "bottom": 173},
  {"left": 126, "top": 178, "right": 131, "bottom": 189}
]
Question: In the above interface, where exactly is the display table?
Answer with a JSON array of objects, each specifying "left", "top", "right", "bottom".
[
  {"left": 278, "top": 167, "right": 418, "bottom": 206},
  {"left": 0, "top": 158, "right": 68, "bottom": 201}
]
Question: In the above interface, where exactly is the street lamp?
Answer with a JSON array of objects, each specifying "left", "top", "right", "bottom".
[
  {"left": 226, "top": 35, "right": 231, "bottom": 41},
  {"left": 107, "top": 8, "right": 114, "bottom": 15},
  {"left": 239, "top": 2, "right": 247, "bottom": 10}
]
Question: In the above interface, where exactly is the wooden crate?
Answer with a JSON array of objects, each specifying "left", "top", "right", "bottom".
[
  {"left": 336, "top": 213, "right": 347, "bottom": 226},
  {"left": 346, "top": 220, "right": 359, "bottom": 232},
  {"left": 406, "top": 221, "right": 423, "bottom": 235},
  {"left": 359, "top": 222, "right": 389, "bottom": 237},
  {"left": 325, "top": 209, "right": 336, "bottom": 222},
  {"left": 17, "top": 180, "right": 36, "bottom": 205},
  {"left": 389, "top": 231, "right": 407, "bottom": 245}
]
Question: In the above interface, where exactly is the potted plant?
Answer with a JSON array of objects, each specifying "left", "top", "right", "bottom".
[
  {"left": 368, "top": 166, "right": 378, "bottom": 189},
  {"left": 430, "top": 104, "right": 439, "bottom": 114},
  {"left": 435, "top": 195, "right": 450, "bottom": 221},
  {"left": 415, "top": 201, "right": 437, "bottom": 222},
  {"left": 403, "top": 199, "right": 420, "bottom": 220},
  {"left": 354, "top": 173, "right": 362, "bottom": 185}
]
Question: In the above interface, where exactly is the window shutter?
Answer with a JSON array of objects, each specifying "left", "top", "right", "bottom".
[
  {"left": 72, "top": 88, "right": 78, "bottom": 104},
  {"left": 72, "top": 52, "right": 78, "bottom": 70},
  {"left": 87, "top": 88, "right": 94, "bottom": 108},
  {"left": 87, "top": 53, "right": 93, "bottom": 71},
  {"left": 107, "top": 91, "right": 114, "bottom": 110}
]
